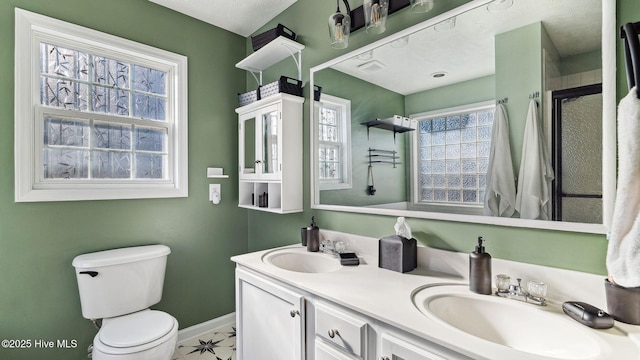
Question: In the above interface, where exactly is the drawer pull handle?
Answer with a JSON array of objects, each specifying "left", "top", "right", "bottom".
[
  {"left": 290, "top": 310, "right": 300, "bottom": 318},
  {"left": 328, "top": 329, "right": 339, "bottom": 338}
]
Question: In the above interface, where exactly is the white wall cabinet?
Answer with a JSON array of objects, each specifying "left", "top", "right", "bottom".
[
  {"left": 236, "top": 93, "right": 304, "bottom": 213},
  {"left": 235, "top": 267, "right": 306, "bottom": 360}
]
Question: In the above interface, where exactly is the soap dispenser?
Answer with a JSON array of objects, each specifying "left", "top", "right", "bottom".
[
  {"left": 306, "top": 216, "right": 320, "bottom": 252},
  {"left": 469, "top": 236, "right": 492, "bottom": 295}
]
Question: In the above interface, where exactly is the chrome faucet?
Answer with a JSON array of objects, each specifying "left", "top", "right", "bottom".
[{"left": 496, "top": 277, "right": 547, "bottom": 306}]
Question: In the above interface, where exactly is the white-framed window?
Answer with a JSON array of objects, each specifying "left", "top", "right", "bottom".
[
  {"left": 14, "top": 8, "right": 188, "bottom": 202},
  {"left": 316, "top": 94, "right": 352, "bottom": 190},
  {"left": 412, "top": 101, "right": 495, "bottom": 209}
]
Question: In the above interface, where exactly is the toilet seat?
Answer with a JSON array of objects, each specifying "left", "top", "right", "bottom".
[{"left": 93, "top": 310, "right": 178, "bottom": 356}]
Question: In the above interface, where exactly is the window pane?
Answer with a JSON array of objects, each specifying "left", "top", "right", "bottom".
[
  {"left": 135, "top": 153, "right": 165, "bottom": 179},
  {"left": 93, "top": 122, "right": 132, "bottom": 150},
  {"left": 133, "top": 94, "right": 166, "bottom": 121},
  {"left": 133, "top": 65, "right": 166, "bottom": 95},
  {"left": 135, "top": 127, "right": 167, "bottom": 152},
  {"left": 92, "top": 151, "right": 131, "bottom": 178},
  {"left": 92, "top": 86, "right": 130, "bottom": 116},
  {"left": 94, "top": 56, "right": 130, "bottom": 88},
  {"left": 41, "top": 77, "right": 88, "bottom": 110},
  {"left": 44, "top": 116, "right": 89, "bottom": 147},
  {"left": 40, "top": 43, "right": 88, "bottom": 81},
  {"left": 43, "top": 148, "right": 89, "bottom": 179}
]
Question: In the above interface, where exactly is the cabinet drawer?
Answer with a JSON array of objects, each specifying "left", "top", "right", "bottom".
[
  {"left": 315, "top": 339, "right": 358, "bottom": 360},
  {"left": 315, "top": 301, "right": 368, "bottom": 357}
]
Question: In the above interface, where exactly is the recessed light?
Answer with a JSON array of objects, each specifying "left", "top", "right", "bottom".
[{"left": 430, "top": 71, "right": 447, "bottom": 78}]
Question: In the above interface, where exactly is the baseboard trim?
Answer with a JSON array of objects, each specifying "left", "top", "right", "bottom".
[{"left": 177, "top": 312, "right": 236, "bottom": 342}]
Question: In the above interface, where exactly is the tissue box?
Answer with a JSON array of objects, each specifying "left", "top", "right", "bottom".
[{"left": 378, "top": 235, "right": 417, "bottom": 273}]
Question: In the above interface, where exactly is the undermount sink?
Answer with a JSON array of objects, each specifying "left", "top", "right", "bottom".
[
  {"left": 262, "top": 248, "right": 342, "bottom": 273},
  {"left": 412, "top": 284, "right": 603, "bottom": 359}
]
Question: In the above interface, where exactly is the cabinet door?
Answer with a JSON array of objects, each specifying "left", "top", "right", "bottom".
[
  {"left": 238, "top": 104, "right": 281, "bottom": 180},
  {"left": 380, "top": 333, "right": 449, "bottom": 360},
  {"left": 236, "top": 268, "right": 305, "bottom": 360},
  {"left": 259, "top": 105, "right": 280, "bottom": 179}
]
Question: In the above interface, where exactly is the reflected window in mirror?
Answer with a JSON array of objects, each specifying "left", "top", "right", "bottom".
[
  {"left": 413, "top": 101, "right": 495, "bottom": 212},
  {"left": 316, "top": 94, "right": 352, "bottom": 190}
]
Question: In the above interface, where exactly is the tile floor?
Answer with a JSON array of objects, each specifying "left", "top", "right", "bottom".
[{"left": 172, "top": 323, "right": 236, "bottom": 360}]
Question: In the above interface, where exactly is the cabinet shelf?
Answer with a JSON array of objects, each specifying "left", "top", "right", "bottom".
[{"left": 236, "top": 36, "right": 305, "bottom": 86}]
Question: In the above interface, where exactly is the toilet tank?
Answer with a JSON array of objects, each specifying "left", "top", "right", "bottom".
[{"left": 72, "top": 245, "right": 171, "bottom": 319}]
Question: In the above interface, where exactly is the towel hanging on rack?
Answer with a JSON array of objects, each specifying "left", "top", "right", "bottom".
[
  {"left": 515, "top": 99, "right": 554, "bottom": 220},
  {"left": 483, "top": 104, "right": 516, "bottom": 217}
]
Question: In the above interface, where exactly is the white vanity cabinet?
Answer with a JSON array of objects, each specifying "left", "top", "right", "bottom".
[
  {"left": 235, "top": 268, "right": 306, "bottom": 360},
  {"left": 379, "top": 332, "right": 461, "bottom": 360},
  {"left": 236, "top": 93, "right": 304, "bottom": 213}
]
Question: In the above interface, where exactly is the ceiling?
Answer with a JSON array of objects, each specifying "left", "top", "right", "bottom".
[
  {"left": 148, "top": 0, "right": 298, "bottom": 37},
  {"left": 330, "top": 0, "right": 602, "bottom": 95}
]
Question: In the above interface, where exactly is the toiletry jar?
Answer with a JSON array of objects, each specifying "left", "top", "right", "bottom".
[
  {"left": 378, "top": 235, "right": 417, "bottom": 273},
  {"left": 605, "top": 279, "right": 640, "bottom": 325}
]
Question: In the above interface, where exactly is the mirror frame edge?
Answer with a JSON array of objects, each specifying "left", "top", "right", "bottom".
[{"left": 310, "top": 0, "right": 616, "bottom": 235}]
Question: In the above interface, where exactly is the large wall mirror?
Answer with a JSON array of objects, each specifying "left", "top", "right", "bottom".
[{"left": 310, "top": 0, "right": 616, "bottom": 234}]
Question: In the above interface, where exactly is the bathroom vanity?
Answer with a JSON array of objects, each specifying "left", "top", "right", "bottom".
[{"left": 232, "top": 230, "right": 640, "bottom": 360}]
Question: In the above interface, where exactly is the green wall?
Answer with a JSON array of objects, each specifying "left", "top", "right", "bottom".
[
  {"left": 316, "top": 69, "right": 407, "bottom": 206},
  {"left": 246, "top": 0, "right": 633, "bottom": 277},
  {"left": 0, "top": 1, "right": 247, "bottom": 359},
  {"left": 405, "top": 75, "right": 495, "bottom": 115}
]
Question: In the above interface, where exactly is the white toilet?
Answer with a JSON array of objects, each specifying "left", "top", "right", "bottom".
[{"left": 72, "top": 245, "right": 178, "bottom": 360}]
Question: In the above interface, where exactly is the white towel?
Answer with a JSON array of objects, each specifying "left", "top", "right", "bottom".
[
  {"left": 607, "top": 88, "right": 640, "bottom": 287},
  {"left": 484, "top": 104, "right": 516, "bottom": 217},
  {"left": 515, "top": 99, "right": 555, "bottom": 220}
]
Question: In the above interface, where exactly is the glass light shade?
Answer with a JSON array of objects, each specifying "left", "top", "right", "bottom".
[
  {"left": 328, "top": 11, "right": 351, "bottom": 49},
  {"left": 364, "top": 0, "right": 388, "bottom": 34},
  {"left": 410, "top": 0, "right": 434, "bottom": 13}
]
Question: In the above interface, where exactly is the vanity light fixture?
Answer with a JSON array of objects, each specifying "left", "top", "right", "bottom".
[
  {"left": 329, "top": 0, "right": 352, "bottom": 49},
  {"left": 410, "top": 0, "right": 434, "bottom": 13},
  {"left": 327, "top": 0, "right": 416, "bottom": 49},
  {"left": 364, "top": 0, "right": 389, "bottom": 34},
  {"left": 486, "top": 0, "right": 513, "bottom": 13}
]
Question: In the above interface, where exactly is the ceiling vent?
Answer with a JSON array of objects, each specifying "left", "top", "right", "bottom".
[{"left": 357, "top": 60, "right": 386, "bottom": 73}]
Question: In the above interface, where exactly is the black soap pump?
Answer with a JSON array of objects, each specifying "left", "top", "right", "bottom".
[
  {"left": 469, "top": 236, "right": 492, "bottom": 295},
  {"left": 306, "top": 216, "right": 320, "bottom": 252}
]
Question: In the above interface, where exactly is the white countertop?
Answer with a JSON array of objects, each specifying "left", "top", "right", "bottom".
[{"left": 231, "top": 230, "right": 640, "bottom": 360}]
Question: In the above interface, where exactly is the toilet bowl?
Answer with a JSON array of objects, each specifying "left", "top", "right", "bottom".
[
  {"left": 91, "top": 310, "right": 178, "bottom": 360},
  {"left": 73, "top": 245, "right": 178, "bottom": 360}
]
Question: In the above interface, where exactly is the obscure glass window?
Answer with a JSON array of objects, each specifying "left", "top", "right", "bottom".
[
  {"left": 15, "top": 9, "right": 188, "bottom": 202},
  {"left": 415, "top": 103, "right": 495, "bottom": 206},
  {"left": 39, "top": 43, "right": 169, "bottom": 181}
]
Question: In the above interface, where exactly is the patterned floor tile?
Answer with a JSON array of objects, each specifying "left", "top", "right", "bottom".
[{"left": 173, "top": 324, "right": 236, "bottom": 360}]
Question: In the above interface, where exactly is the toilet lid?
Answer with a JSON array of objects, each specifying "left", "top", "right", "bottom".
[{"left": 99, "top": 310, "right": 175, "bottom": 348}]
